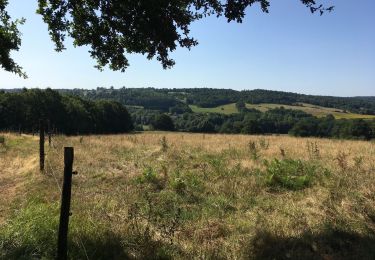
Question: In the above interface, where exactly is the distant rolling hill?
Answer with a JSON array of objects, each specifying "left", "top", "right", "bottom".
[
  {"left": 3, "top": 87, "right": 375, "bottom": 116},
  {"left": 189, "top": 102, "right": 375, "bottom": 119}
]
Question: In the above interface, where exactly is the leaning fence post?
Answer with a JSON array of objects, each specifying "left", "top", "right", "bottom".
[
  {"left": 39, "top": 120, "right": 45, "bottom": 171},
  {"left": 57, "top": 147, "right": 74, "bottom": 260}
]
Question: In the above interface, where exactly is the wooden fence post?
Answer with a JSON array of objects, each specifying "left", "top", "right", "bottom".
[
  {"left": 48, "top": 120, "right": 52, "bottom": 147},
  {"left": 39, "top": 120, "right": 45, "bottom": 171},
  {"left": 57, "top": 147, "right": 74, "bottom": 260}
]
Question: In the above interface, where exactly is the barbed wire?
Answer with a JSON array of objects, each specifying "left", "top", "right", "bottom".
[{"left": 45, "top": 154, "right": 62, "bottom": 193}]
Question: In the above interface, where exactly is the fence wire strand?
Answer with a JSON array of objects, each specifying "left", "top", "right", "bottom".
[{"left": 45, "top": 134, "right": 89, "bottom": 259}]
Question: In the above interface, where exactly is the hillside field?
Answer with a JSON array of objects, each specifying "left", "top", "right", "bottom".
[
  {"left": 1, "top": 132, "right": 375, "bottom": 259},
  {"left": 189, "top": 102, "right": 375, "bottom": 119},
  {"left": 189, "top": 103, "right": 239, "bottom": 115}
]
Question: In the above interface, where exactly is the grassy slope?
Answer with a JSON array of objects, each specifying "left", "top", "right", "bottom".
[
  {"left": 190, "top": 102, "right": 375, "bottom": 119},
  {"left": 189, "top": 103, "right": 238, "bottom": 115},
  {"left": 246, "top": 103, "right": 375, "bottom": 119},
  {"left": 1, "top": 133, "right": 375, "bottom": 259}
]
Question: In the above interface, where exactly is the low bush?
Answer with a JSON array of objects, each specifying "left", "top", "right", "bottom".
[
  {"left": 136, "top": 167, "right": 164, "bottom": 190},
  {"left": 248, "top": 141, "right": 260, "bottom": 160},
  {"left": 265, "top": 159, "right": 320, "bottom": 190}
]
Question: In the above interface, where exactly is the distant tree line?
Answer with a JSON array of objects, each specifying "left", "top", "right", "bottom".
[
  {"left": 289, "top": 116, "right": 374, "bottom": 140},
  {"left": 0, "top": 89, "right": 133, "bottom": 134},
  {"left": 1, "top": 88, "right": 374, "bottom": 140},
  {"left": 65, "top": 87, "right": 185, "bottom": 112},
  {"left": 59, "top": 88, "right": 375, "bottom": 115},
  {"left": 132, "top": 107, "right": 375, "bottom": 140}
]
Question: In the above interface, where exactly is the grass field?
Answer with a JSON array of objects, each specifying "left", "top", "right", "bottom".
[
  {"left": 1, "top": 132, "right": 375, "bottom": 259},
  {"left": 190, "top": 102, "right": 375, "bottom": 119},
  {"left": 189, "top": 103, "right": 238, "bottom": 115},
  {"left": 246, "top": 103, "right": 375, "bottom": 119}
]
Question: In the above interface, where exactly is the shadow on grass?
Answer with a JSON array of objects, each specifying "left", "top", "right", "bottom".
[
  {"left": 69, "top": 233, "right": 130, "bottom": 260},
  {"left": 1, "top": 230, "right": 175, "bottom": 260},
  {"left": 245, "top": 228, "right": 375, "bottom": 260},
  {"left": 1, "top": 232, "right": 127, "bottom": 260}
]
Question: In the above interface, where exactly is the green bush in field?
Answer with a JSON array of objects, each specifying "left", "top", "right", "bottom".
[
  {"left": 265, "top": 159, "right": 319, "bottom": 190},
  {"left": 135, "top": 167, "right": 166, "bottom": 190},
  {"left": 0, "top": 135, "right": 5, "bottom": 145}
]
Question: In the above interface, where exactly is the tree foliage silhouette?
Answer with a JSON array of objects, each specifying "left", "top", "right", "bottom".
[
  {"left": 0, "top": 0, "right": 26, "bottom": 77},
  {"left": 1, "top": 0, "right": 333, "bottom": 77},
  {"left": 152, "top": 114, "right": 175, "bottom": 131}
]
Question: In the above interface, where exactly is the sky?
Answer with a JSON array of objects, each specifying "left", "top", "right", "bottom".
[{"left": 0, "top": 0, "right": 374, "bottom": 96}]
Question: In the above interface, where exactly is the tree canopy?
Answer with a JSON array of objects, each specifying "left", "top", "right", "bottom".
[
  {"left": 1, "top": 0, "right": 333, "bottom": 77},
  {"left": 0, "top": 88, "right": 134, "bottom": 134}
]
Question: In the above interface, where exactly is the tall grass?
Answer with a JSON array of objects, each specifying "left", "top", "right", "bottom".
[{"left": 1, "top": 132, "right": 375, "bottom": 259}]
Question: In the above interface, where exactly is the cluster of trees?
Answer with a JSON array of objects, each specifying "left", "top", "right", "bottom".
[
  {"left": 151, "top": 114, "right": 175, "bottom": 131},
  {"left": 174, "top": 108, "right": 316, "bottom": 134},
  {"left": 290, "top": 116, "right": 374, "bottom": 140},
  {"left": 130, "top": 107, "right": 375, "bottom": 140},
  {"left": 61, "top": 88, "right": 375, "bottom": 115},
  {"left": 67, "top": 87, "right": 186, "bottom": 112},
  {"left": 0, "top": 89, "right": 133, "bottom": 134}
]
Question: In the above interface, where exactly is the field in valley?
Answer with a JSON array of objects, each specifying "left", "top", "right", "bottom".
[
  {"left": 1, "top": 132, "right": 375, "bottom": 259},
  {"left": 189, "top": 102, "right": 375, "bottom": 119},
  {"left": 189, "top": 103, "right": 239, "bottom": 115}
]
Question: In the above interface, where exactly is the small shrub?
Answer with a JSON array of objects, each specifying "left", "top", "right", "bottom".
[
  {"left": 265, "top": 159, "right": 318, "bottom": 190},
  {"left": 335, "top": 151, "right": 349, "bottom": 171},
  {"left": 306, "top": 141, "right": 320, "bottom": 159},
  {"left": 259, "top": 138, "right": 270, "bottom": 150},
  {"left": 169, "top": 170, "right": 203, "bottom": 199},
  {"left": 136, "top": 167, "right": 164, "bottom": 189},
  {"left": 171, "top": 177, "right": 187, "bottom": 195},
  {"left": 0, "top": 135, "right": 5, "bottom": 145},
  {"left": 279, "top": 147, "right": 286, "bottom": 158},
  {"left": 248, "top": 141, "right": 260, "bottom": 160},
  {"left": 160, "top": 136, "right": 168, "bottom": 152},
  {"left": 130, "top": 190, "right": 183, "bottom": 245}
]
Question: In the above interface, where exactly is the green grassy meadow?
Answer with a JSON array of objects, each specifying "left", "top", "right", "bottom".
[{"left": 189, "top": 103, "right": 239, "bottom": 115}]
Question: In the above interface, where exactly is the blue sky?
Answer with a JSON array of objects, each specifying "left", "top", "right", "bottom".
[{"left": 0, "top": 0, "right": 374, "bottom": 96}]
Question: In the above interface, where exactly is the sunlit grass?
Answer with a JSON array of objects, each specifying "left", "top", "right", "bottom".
[
  {"left": 1, "top": 132, "right": 375, "bottom": 259},
  {"left": 188, "top": 101, "right": 375, "bottom": 119},
  {"left": 189, "top": 103, "right": 239, "bottom": 114},
  {"left": 246, "top": 102, "right": 375, "bottom": 119}
]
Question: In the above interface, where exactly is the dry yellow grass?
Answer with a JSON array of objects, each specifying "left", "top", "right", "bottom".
[
  {"left": 1, "top": 132, "right": 375, "bottom": 259},
  {"left": 0, "top": 134, "right": 39, "bottom": 224}
]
